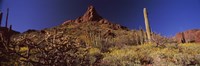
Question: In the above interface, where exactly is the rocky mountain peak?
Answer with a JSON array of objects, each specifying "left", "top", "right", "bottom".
[
  {"left": 80, "top": 5, "right": 103, "bottom": 22},
  {"left": 61, "top": 5, "right": 128, "bottom": 30},
  {"left": 62, "top": 5, "right": 104, "bottom": 24}
]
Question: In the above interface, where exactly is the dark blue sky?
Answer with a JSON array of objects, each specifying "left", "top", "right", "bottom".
[{"left": 1, "top": 0, "right": 200, "bottom": 36}]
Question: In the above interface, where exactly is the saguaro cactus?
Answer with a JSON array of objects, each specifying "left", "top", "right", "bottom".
[
  {"left": 0, "top": 11, "right": 3, "bottom": 27},
  {"left": 5, "top": 8, "right": 9, "bottom": 28},
  {"left": 143, "top": 8, "right": 152, "bottom": 41},
  {"left": 9, "top": 25, "right": 12, "bottom": 31}
]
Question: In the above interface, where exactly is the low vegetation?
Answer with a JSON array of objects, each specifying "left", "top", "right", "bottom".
[
  {"left": 102, "top": 43, "right": 200, "bottom": 66},
  {"left": 1, "top": 22, "right": 200, "bottom": 66}
]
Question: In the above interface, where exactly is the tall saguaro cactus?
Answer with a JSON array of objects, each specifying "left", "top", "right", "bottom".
[
  {"left": 143, "top": 8, "right": 152, "bottom": 41},
  {"left": 0, "top": 11, "right": 3, "bottom": 27},
  {"left": 5, "top": 8, "right": 9, "bottom": 28}
]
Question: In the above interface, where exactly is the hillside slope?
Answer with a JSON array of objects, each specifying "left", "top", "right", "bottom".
[
  {"left": 1, "top": 5, "right": 200, "bottom": 66},
  {"left": 1, "top": 5, "right": 149, "bottom": 65}
]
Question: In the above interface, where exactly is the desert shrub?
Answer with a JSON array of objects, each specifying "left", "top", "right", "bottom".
[
  {"left": 0, "top": 30, "right": 94, "bottom": 66},
  {"left": 151, "top": 33, "right": 174, "bottom": 47},
  {"left": 101, "top": 43, "right": 200, "bottom": 66},
  {"left": 87, "top": 48, "right": 103, "bottom": 65},
  {"left": 111, "top": 30, "right": 148, "bottom": 48},
  {"left": 151, "top": 43, "right": 200, "bottom": 66},
  {"left": 101, "top": 48, "right": 141, "bottom": 66},
  {"left": 12, "top": 37, "right": 90, "bottom": 66},
  {"left": 101, "top": 44, "right": 153, "bottom": 66}
]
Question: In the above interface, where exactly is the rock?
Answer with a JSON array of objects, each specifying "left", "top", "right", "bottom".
[
  {"left": 62, "top": 20, "right": 74, "bottom": 25},
  {"left": 79, "top": 5, "right": 103, "bottom": 22},
  {"left": 62, "top": 5, "right": 103, "bottom": 25},
  {"left": 99, "top": 19, "right": 109, "bottom": 24},
  {"left": 174, "top": 29, "right": 200, "bottom": 43},
  {"left": 61, "top": 5, "right": 128, "bottom": 30},
  {"left": 103, "top": 30, "right": 116, "bottom": 38}
]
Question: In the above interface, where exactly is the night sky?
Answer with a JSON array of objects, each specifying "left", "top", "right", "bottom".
[{"left": 1, "top": 0, "right": 200, "bottom": 36}]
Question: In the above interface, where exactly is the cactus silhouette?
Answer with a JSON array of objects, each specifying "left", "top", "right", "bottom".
[
  {"left": 9, "top": 25, "right": 12, "bottom": 31},
  {"left": 181, "top": 32, "right": 186, "bottom": 43},
  {"left": 5, "top": 8, "right": 9, "bottom": 28},
  {"left": 0, "top": 11, "right": 3, "bottom": 27}
]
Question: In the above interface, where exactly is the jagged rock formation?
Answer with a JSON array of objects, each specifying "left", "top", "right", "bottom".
[
  {"left": 62, "top": 5, "right": 102, "bottom": 24},
  {"left": 62, "top": 5, "right": 127, "bottom": 30},
  {"left": 79, "top": 5, "right": 103, "bottom": 22},
  {"left": 175, "top": 29, "right": 200, "bottom": 43}
]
